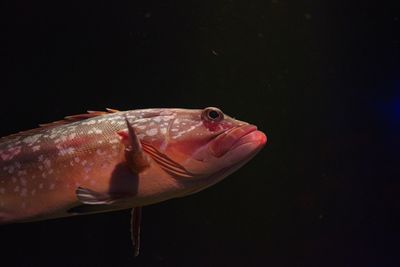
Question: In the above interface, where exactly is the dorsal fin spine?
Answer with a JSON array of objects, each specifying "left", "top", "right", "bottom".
[{"left": 39, "top": 109, "right": 120, "bottom": 128}]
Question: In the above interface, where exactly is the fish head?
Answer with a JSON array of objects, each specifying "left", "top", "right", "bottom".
[{"left": 136, "top": 107, "right": 267, "bottom": 195}]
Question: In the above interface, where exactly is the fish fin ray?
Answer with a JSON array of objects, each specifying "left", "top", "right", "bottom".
[
  {"left": 39, "top": 109, "right": 120, "bottom": 128},
  {"left": 131, "top": 207, "right": 142, "bottom": 257},
  {"left": 67, "top": 204, "right": 117, "bottom": 215},
  {"left": 76, "top": 187, "right": 120, "bottom": 205},
  {"left": 117, "top": 118, "right": 151, "bottom": 173},
  {"left": 0, "top": 109, "right": 121, "bottom": 141},
  {"left": 142, "top": 142, "right": 195, "bottom": 179}
]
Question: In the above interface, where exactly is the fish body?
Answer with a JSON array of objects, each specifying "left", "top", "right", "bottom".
[{"left": 0, "top": 107, "right": 266, "bottom": 255}]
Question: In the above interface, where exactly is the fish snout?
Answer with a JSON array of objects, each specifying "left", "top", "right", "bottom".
[{"left": 209, "top": 124, "right": 267, "bottom": 158}]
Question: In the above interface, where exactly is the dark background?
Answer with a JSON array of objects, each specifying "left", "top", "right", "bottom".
[{"left": 1, "top": 0, "right": 400, "bottom": 266}]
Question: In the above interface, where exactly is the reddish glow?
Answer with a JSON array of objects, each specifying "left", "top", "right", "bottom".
[{"left": 254, "top": 130, "right": 267, "bottom": 146}]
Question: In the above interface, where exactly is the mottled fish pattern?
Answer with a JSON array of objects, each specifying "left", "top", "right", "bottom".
[{"left": 0, "top": 107, "right": 267, "bottom": 255}]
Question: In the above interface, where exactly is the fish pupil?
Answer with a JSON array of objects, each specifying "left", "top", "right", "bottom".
[{"left": 208, "top": 110, "right": 220, "bottom": 120}]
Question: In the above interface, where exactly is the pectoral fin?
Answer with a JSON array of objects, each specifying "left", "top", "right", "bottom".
[
  {"left": 117, "top": 117, "right": 151, "bottom": 174},
  {"left": 131, "top": 207, "right": 142, "bottom": 257},
  {"left": 76, "top": 187, "right": 126, "bottom": 205}
]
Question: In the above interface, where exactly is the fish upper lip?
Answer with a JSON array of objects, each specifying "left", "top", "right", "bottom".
[
  {"left": 230, "top": 125, "right": 258, "bottom": 148},
  {"left": 209, "top": 124, "right": 260, "bottom": 157}
]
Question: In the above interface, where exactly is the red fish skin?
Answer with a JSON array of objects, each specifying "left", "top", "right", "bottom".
[
  {"left": 0, "top": 108, "right": 267, "bottom": 224},
  {"left": 0, "top": 126, "right": 120, "bottom": 222},
  {"left": 0, "top": 109, "right": 185, "bottom": 222}
]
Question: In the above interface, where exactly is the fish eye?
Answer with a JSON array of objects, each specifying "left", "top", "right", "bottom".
[{"left": 202, "top": 107, "right": 224, "bottom": 122}]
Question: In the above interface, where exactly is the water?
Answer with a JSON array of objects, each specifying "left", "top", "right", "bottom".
[{"left": 1, "top": 1, "right": 399, "bottom": 266}]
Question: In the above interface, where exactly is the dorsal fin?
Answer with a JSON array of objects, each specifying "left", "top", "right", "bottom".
[
  {"left": 38, "top": 108, "right": 120, "bottom": 128},
  {"left": 0, "top": 108, "right": 120, "bottom": 141}
]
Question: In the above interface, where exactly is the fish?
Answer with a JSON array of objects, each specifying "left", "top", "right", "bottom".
[{"left": 0, "top": 107, "right": 266, "bottom": 255}]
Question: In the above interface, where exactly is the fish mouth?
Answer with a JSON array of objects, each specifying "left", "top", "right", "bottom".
[{"left": 209, "top": 124, "right": 267, "bottom": 158}]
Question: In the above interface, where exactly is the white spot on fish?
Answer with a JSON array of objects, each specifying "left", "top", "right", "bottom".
[
  {"left": 136, "top": 125, "right": 146, "bottom": 130},
  {"left": 32, "top": 145, "right": 41, "bottom": 152},
  {"left": 54, "top": 135, "right": 66, "bottom": 144},
  {"left": 20, "top": 177, "right": 27, "bottom": 186},
  {"left": 20, "top": 188, "right": 27, "bottom": 197},
  {"left": 172, "top": 122, "right": 203, "bottom": 139},
  {"left": 8, "top": 166, "right": 15, "bottom": 174},
  {"left": 22, "top": 134, "right": 42, "bottom": 144},
  {"left": 44, "top": 159, "right": 51, "bottom": 168},
  {"left": 160, "top": 111, "right": 173, "bottom": 116},
  {"left": 17, "top": 170, "right": 27, "bottom": 176},
  {"left": 88, "top": 127, "right": 103, "bottom": 134},
  {"left": 58, "top": 147, "right": 75, "bottom": 156},
  {"left": 68, "top": 133, "right": 77, "bottom": 140},
  {"left": 49, "top": 184, "right": 55, "bottom": 190},
  {"left": 1, "top": 146, "right": 22, "bottom": 160},
  {"left": 83, "top": 120, "right": 96, "bottom": 125},
  {"left": 96, "top": 149, "right": 106, "bottom": 155},
  {"left": 74, "top": 157, "right": 80, "bottom": 163},
  {"left": 146, "top": 128, "right": 158, "bottom": 136},
  {"left": 160, "top": 128, "right": 167, "bottom": 134}
]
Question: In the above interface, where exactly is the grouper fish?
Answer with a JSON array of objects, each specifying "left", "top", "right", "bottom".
[{"left": 0, "top": 107, "right": 266, "bottom": 255}]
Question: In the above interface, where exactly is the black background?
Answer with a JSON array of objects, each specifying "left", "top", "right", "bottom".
[{"left": 1, "top": 0, "right": 400, "bottom": 266}]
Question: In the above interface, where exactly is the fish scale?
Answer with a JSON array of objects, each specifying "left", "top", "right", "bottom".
[{"left": 0, "top": 107, "right": 266, "bottom": 256}]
